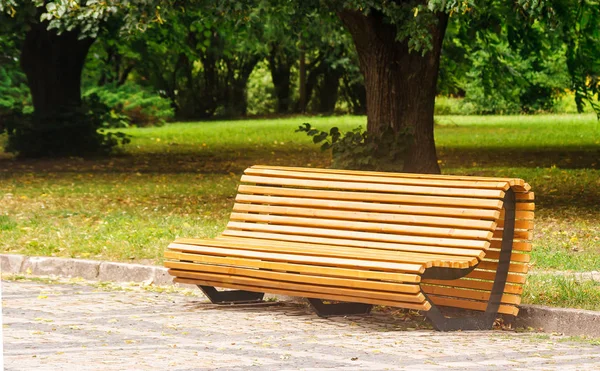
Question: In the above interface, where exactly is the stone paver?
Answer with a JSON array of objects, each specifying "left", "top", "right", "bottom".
[{"left": 2, "top": 279, "right": 600, "bottom": 371}]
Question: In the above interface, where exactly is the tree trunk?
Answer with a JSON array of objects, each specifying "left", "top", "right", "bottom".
[
  {"left": 298, "top": 47, "right": 307, "bottom": 113},
  {"left": 267, "top": 45, "right": 295, "bottom": 113},
  {"left": 317, "top": 69, "right": 342, "bottom": 114},
  {"left": 338, "top": 10, "right": 448, "bottom": 174},
  {"left": 21, "top": 23, "right": 94, "bottom": 121},
  {"left": 13, "top": 22, "right": 97, "bottom": 157}
]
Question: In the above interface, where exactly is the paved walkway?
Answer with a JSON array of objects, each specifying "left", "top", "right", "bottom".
[{"left": 2, "top": 279, "right": 600, "bottom": 370}]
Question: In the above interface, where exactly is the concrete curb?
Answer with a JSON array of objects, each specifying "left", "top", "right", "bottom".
[
  {"left": 2, "top": 253, "right": 600, "bottom": 337},
  {"left": 1, "top": 254, "right": 174, "bottom": 286}
]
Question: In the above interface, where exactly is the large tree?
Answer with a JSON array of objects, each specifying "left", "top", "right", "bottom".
[{"left": 0, "top": 0, "right": 158, "bottom": 156}]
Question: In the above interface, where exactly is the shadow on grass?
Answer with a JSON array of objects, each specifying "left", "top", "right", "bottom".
[
  {"left": 1, "top": 145, "right": 599, "bottom": 212},
  {"left": 439, "top": 146, "right": 600, "bottom": 170}
]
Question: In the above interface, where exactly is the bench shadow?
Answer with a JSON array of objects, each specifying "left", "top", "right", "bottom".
[{"left": 181, "top": 300, "right": 434, "bottom": 332}]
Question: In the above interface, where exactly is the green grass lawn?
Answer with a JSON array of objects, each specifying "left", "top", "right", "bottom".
[{"left": 1, "top": 114, "right": 600, "bottom": 309}]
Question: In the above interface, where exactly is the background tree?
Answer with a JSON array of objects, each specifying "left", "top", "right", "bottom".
[{"left": 0, "top": 0, "right": 159, "bottom": 157}]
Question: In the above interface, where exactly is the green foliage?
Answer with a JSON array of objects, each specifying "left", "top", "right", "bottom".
[
  {"left": 84, "top": 84, "right": 173, "bottom": 126},
  {"left": 296, "top": 123, "right": 410, "bottom": 171},
  {"left": 0, "top": 33, "right": 30, "bottom": 118},
  {"left": 3, "top": 95, "right": 130, "bottom": 158},
  {"left": 246, "top": 61, "right": 277, "bottom": 115}
]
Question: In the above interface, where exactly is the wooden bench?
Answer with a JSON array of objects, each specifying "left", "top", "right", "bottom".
[{"left": 164, "top": 165, "right": 534, "bottom": 331}]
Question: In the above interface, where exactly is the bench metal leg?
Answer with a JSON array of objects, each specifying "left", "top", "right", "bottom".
[
  {"left": 198, "top": 285, "right": 264, "bottom": 304},
  {"left": 307, "top": 298, "right": 373, "bottom": 317},
  {"left": 424, "top": 189, "right": 516, "bottom": 331}
]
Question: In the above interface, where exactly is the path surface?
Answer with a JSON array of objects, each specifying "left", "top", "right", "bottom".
[{"left": 2, "top": 279, "right": 600, "bottom": 370}]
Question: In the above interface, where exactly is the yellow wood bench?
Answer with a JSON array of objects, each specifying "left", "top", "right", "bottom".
[{"left": 164, "top": 165, "right": 534, "bottom": 331}]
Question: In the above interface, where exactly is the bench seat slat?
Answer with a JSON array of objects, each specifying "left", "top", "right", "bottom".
[
  {"left": 232, "top": 203, "right": 498, "bottom": 231},
  {"left": 170, "top": 270, "right": 426, "bottom": 303},
  {"left": 483, "top": 250, "right": 531, "bottom": 263},
  {"left": 245, "top": 168, "right": 511, "bottom": 190},
  {"left": 174, "top": 277, "right": 432, "bottom": 311},
  {"left": 166, "top": 261, "right": 421, "bottom": 293},
  {"left": 165, "top": 251, "right": 421, "bottom": 283},
  {"left": 492, "top": 229, "right": 533, "bottom": 240},
  {"left": 180, "top": 237, "right": 480, "bottom": 268},
  {"left": 420, "top": 278, "right": 523, "bottom": 295},
  {"left": 235, "top": 194, "right": 501, "bottom": 220},
  {"left": 220, "top": 231, "right": 486, "bottom": 260},
  {"left": 226, "top": 222, "right": 491, "bottom": 250},
  {"left": 466, "top": 269, "right": 527, "bottom": 284},
  {"left": 242, "top": 175, "right": 506, "bottom": 199},
  {"left": 168, "top": 243, "right": 426, "bottom": 273},
  {"left": 426, "top": 295, "right": 519, "bottom": 316},
  {"left": 490, "top": 241, "right": 532, "bottom": 251},
  {"left": 173, "top": 238, "right": 470, "bottom": 268},
  {"left": 238, "top": 186, "right": 504, "bottom": 210},
  {"left": 421, "top": 285, "right": 521, "bottom": 305},
  {"left": 477, "top": 261, "right": 529, "bottom": 274}
]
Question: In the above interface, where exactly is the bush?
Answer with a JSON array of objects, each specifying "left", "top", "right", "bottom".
[
  {"left": 0, "top": 66, "right": 31, "bottom": 117},
  {"left": 246, "top": 61, "right": 277, "bottom": 116},
  {"left": 2, "top": 96, "right": 130, "bottom": 158},
  {"left": 297, "top": 123, "right": 410, "bottom": 171},
  {"left": 84, "top": 83, "right": 174, "bottom": 126},
  {"left": 434, "top": 96, "right": 477, "bottom": 115}
]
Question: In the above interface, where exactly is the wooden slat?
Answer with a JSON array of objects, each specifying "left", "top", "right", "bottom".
[
  {"left": 166, "top": 261, "right": 421, "bottom": 293},
  {"left": 226, "top": 222, "right": 491, "bottom": 250},
  {"left": 221, "top": 230, "right": 486, "bottom": 260},
  {"left": 230, "top": 213, "right": 494, "bottom": 240},
  {"left": 242, "top": 175, "right": 506, "bottom": 199},
  {"left": 168, "top": 243, "right": 426, "bottom": 273},
  {"left": 516, "top": 203, "right": 535, "bottom": 211},
  {"left": 492, "top": 230, "right": 533, "bottom": 240},
  {"left": 475, "top": 261, "right": 529, "bottom": 274},
  {"left": 165, "top": 251, "right": 421, "bottom": 283},
  {"left": 421, "top": 285, "right": 521, "bottom": 305},
  {"left": 171, "top": 270, "right": 426, "bottom": 303},
  {"left": 516, "top": 192, "right": 535, "bottom": 201},
  {"left": 490, "top": 241, "right": 532, "bottom": 251},
  {"left": 467, "top": 269, "right": 527, "bottom": 284},
  {"left": 245, "top": 168, "right": 511, "bottom": 190},
  {"left": 238, "top": 185, "right": 504, "bottom": 209},
  {"left": 210, "top": 237, "right": 479, "bottom": 268},
  {"left": 249, "top": 165, "right": 525, "bottom": 187},
  {"left": 484, "top": 250, "right": 531, "bottom": 263},
  {"left": 235, "top": 194, "right": 501, "bottom": 220},
  {"left": 420, "top": 278, "right": 523, "bottom": 295},
  {"left": 233, "top": 203, "right": 498, "bottom": 231},
  {"left": 500, "top": 210, "right": 535, "bottom": 220},
  {"left": 426, "top": 295, "right": 519, "bottom": 315},
  {"left": 174, "top": 237, "right": 476, "bottom": 268},
  {"left": 174, "top": 277, "right": 431, "bottom": 311},
  {"left": 497, "top": 219, "right": 534, "bottom": 230}
]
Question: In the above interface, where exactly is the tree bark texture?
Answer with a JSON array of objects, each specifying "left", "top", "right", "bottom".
[
  {"left": 20, "top": 23, "right": 94, "bottom": 120},
  {"left": 338, "top": 9, "right": 448, "bottom": 174}
]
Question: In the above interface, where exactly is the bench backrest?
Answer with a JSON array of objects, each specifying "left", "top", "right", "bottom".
[{"left": 224, "top": 165, "right": 534, "bottom": 315}]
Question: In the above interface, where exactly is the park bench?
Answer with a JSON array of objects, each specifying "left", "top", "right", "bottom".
[{"left": 164, "top": 165, "right": 534, "bottom": 331}]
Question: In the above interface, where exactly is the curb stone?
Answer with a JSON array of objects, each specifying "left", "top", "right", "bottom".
[{"left": 2, "top": 253, "right": 600, "bottom": 337}]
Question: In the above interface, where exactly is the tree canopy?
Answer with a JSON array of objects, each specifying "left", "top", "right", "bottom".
[{"left": 1, "top": 0, "right": 598, "bottom": 168}]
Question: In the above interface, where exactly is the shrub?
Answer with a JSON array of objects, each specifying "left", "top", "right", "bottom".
[
  {"left": 84, "top": 83, "right": 174, "bottom": 126},
  {"left": 3, "top": 95, "right": 130, "bottom": 158},
  {"left": 296, "top": 123, "right": 410, "bottom": 171},
  {"left": 246, "top": 61, "right": 277, "bottom": 116}
]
